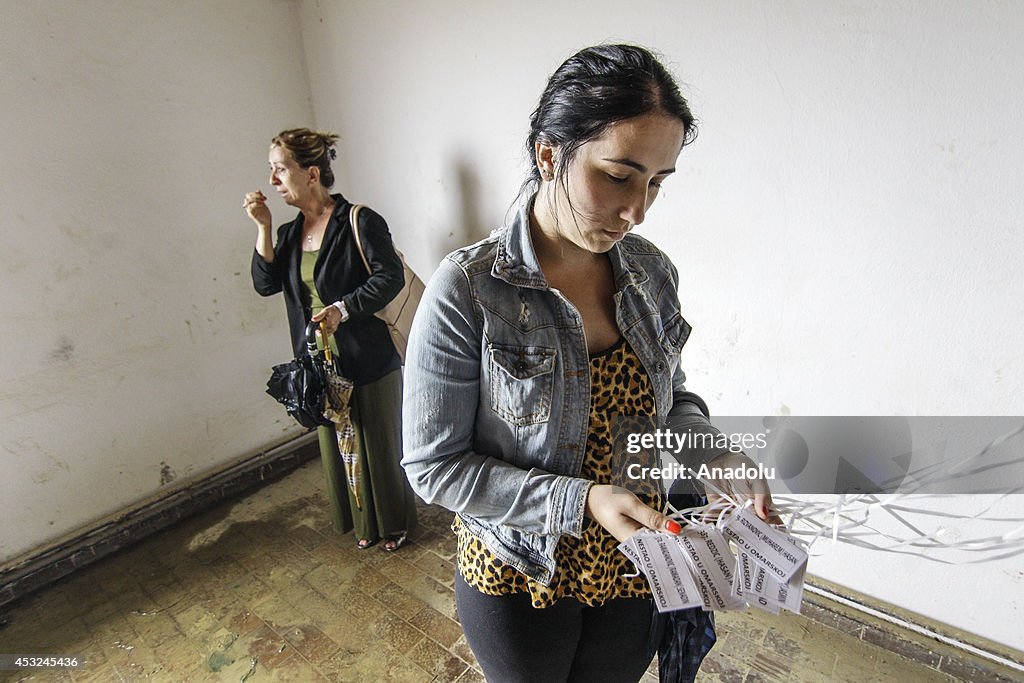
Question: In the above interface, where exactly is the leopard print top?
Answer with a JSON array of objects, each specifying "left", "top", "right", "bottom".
[{"left": 454, "top": 337, "right": 661, "bottom": 607}]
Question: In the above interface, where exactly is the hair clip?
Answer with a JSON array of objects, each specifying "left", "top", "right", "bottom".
[{"left": 328, "top": 148, "right": 337, "bottom": 160}]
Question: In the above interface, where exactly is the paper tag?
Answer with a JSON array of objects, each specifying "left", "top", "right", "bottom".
[
  {"left": 618, "top": 537, "right": 644, "bottom": 573},
  {"left": 732, "top": 550, "right": 748, "bottom": 596},
  {"left": 678, "top": 527, "right": 746, "bottom": 611},
  {"left": 774, "top": 536, "right": 807, "bottom": 613},
  {"left": 747, "top": 564, "right": 804, "bottom": 614},
  {"left": 619, "top": 514, "right": 809, "bottom": 616},
  {"left": 770, "top": 536, "right": 807, "bottom": 613},
  {"left": 734, "top": 552, "right": 781, "bottom": 614},
  {"left": 631, "top": 531, "right": 704, "bottom": 613},
  {"left": 736, "top": 537, "right": 806, "bottom": 614},
  {"left": 723, "top": 506, "right": 807, "bottom": 583},
  {"left": 751, "top": 593, "right": 782, "bottom": 614},
  {"left": 750, "top": 564, "right": 776, "bottom": 600}
]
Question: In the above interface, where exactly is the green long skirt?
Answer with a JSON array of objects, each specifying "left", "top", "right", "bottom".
[{"left": 317, "top": 368, "right": 418, "bottom": 541}]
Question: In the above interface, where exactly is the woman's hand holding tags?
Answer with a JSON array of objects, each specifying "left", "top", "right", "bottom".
[
  {"left": 704, "top": 452, "right": 783, "bottom": 526},
  {"left": 585, "top": 484, "right": 683, "bottom": 543}
]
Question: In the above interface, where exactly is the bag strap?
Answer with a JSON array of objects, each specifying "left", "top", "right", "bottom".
[{"left": 349, "top": 204, "right": 372, "bottom": 276}]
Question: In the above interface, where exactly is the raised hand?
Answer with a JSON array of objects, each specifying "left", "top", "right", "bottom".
[{"left": 243, "top": 190, "right": 272, "bottom": 230}]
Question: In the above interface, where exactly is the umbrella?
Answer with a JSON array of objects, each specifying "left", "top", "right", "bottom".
[{"left": 316, "top": 326, "right": 362, "bottom": 510}]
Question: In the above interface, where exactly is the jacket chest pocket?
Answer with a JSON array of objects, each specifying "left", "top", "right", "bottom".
[
  {"left": 487, "top": 344, "right": 557, "bottom": 426},
  {"left": 658, "top": 311, "right": 692, "bottom": 355}
]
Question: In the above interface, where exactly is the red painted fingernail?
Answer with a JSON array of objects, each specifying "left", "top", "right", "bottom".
[{"left": 665, "top": 520, "right": 682, "bottom": 534}]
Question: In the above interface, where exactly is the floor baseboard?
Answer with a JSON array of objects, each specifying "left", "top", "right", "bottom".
[
  {"left": 801, "top": 577, "right": 1024, "bottom": 683},
  {"left": 0, "top": 433, "right": 319, "bottom": 610}
]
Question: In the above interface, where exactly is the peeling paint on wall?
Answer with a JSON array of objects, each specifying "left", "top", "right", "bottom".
[{"left": 160, "top": 461, "right": 177, "bottom": 486}]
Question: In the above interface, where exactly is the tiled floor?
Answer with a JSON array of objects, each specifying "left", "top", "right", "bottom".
[{"left": 0, "top": 459, "right": 966, "bottom": 682}]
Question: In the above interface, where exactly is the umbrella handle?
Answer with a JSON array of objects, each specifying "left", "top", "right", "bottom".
[
  {"left": 305, "top": 320, "right": 322, "bottom": 357},
  {"left": 305, "top": 320, "right": 335, "bottom": 366},
  {"left": 322, "top": 327, "right": 334, "bottom": 365}
]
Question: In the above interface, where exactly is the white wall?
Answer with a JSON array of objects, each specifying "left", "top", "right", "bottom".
[
  {"left": 297, "top": 0, "right": 1024, "bottom": 650},
  {"left": 0, "top": 0, "right": 312, "bottom": 563}
]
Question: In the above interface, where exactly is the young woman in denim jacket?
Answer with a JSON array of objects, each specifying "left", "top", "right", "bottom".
[{"left": 403, "top": 46, "right": 777, "bottom": 682}]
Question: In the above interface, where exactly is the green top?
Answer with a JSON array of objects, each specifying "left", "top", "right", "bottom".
[{"left": 301, "top": 250, "right": 339, "bottom": 355}]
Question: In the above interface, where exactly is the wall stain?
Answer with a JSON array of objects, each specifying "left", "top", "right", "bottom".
[
  {"left": 58, "top": 224, "right": 87, "bottom": 245},
  {"left": 7, "top": 258, "right": 29, "bottom": 274},
  {"left": 28, "top": 451, "right": 70, "bottom": 485},
  {"left": 54, "top": 264, "right": 82, "bottom": 282},
  {"left": 160, "top": 461, "right": 177, "bottom": 486},
  {"left": 49, "top": 337, "right": 75, "bottom": 362}
]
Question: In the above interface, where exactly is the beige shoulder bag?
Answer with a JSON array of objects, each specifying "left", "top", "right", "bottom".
[{"left": 349, "top": 205, "right": 425, "bottom": 364}]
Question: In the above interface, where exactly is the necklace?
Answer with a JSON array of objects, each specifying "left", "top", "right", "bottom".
[{"left": 305, "top": 203, "right": 331, "bottom": 244}]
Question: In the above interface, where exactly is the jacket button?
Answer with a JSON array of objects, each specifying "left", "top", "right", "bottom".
[{"left": 656, "top": 361, "right": 666, "bottom": 372}]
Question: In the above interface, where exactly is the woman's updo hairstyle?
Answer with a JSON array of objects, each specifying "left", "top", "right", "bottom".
[
  {"left": 525, "top": 44, "right": 697, "bottom": 190},
  {"left": 271, "top": 128, "right": 340, "bottom": 188}
]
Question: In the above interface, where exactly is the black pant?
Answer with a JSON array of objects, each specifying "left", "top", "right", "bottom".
[{"left": 455, "top": 570, "right": 656, "bottom": 683}]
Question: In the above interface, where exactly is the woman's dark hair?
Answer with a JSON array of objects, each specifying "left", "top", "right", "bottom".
[
  {"left": 525, "top": 44, "right": 697, "bottom": 191},
  {"left": 271, "top": 128, "right": 340, "bottom": 188}
]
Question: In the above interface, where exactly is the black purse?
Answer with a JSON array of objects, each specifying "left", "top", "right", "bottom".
[{"left": 266, "top": 321, "right": 335, "bottom": 429}]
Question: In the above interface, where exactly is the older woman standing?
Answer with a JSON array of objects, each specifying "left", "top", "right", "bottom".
[{"left": 245, "top": 128, "right": 416, "bottom": 551}]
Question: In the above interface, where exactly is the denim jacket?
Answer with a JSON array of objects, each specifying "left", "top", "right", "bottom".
[{"left": 402, "top": 195, "right": 715, "bottom": 584}]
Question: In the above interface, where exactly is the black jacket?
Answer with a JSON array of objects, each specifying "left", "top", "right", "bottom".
[{"left": 252, "top": 193, "right": 402, "bottom": 385}]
